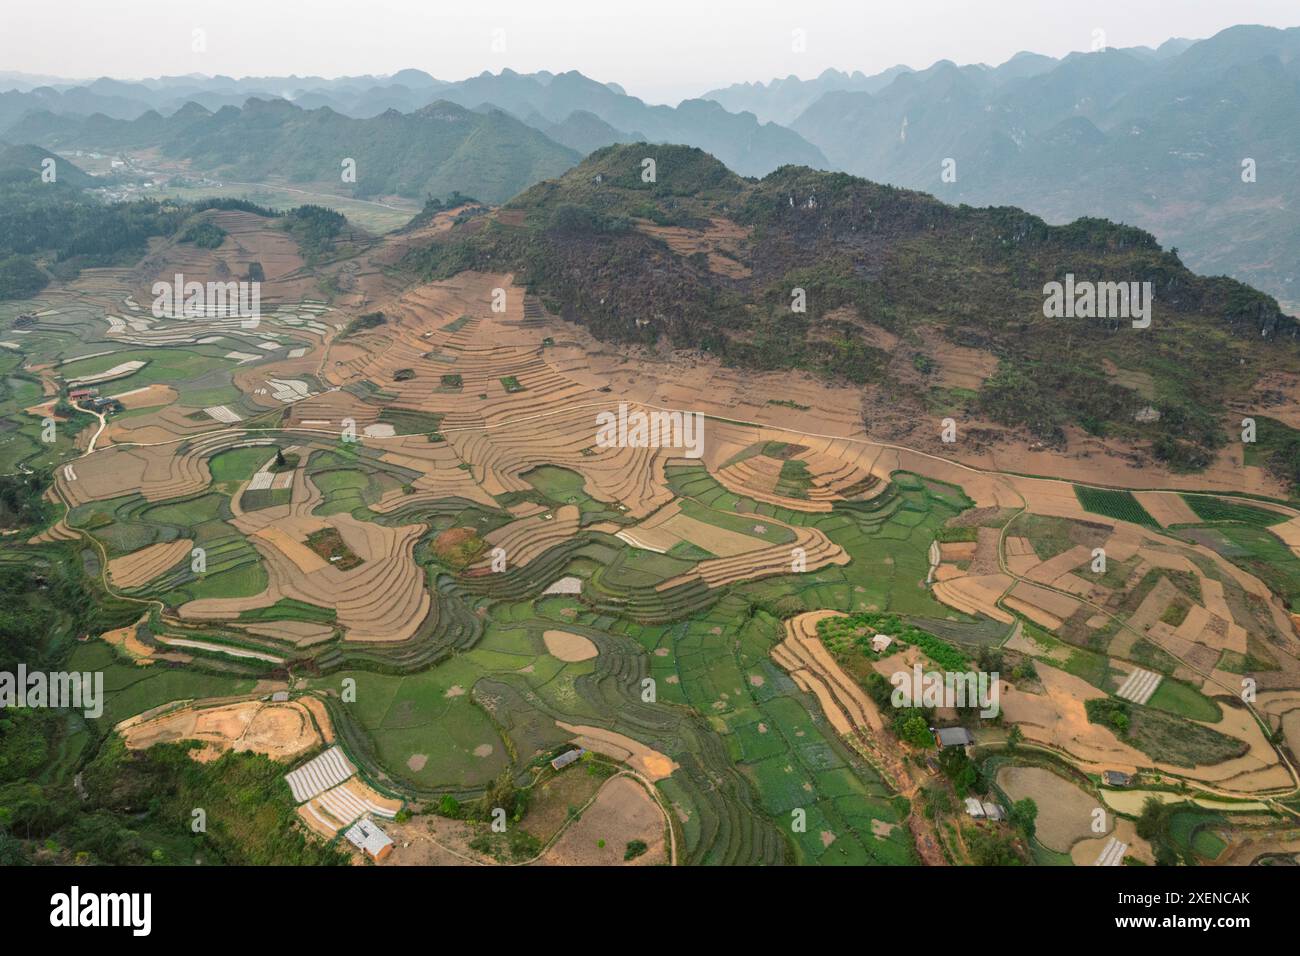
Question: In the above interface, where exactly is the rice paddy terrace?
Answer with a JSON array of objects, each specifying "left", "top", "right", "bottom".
[{"left": 6, "top": 205, "right": 1300, "bottom": 867}]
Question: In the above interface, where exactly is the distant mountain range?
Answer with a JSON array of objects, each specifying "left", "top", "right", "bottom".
[
  {"left": 778, "top": 26, "right": 1299, "bottom": 309},
  {"left": 0, "top": 68, "right": 829, "bottom": 182},
  {"left": 1, "top": 23, "right": 1295, "bottom": 305}
]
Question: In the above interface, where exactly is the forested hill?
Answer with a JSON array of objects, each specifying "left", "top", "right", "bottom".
[
  {"left": 408, "top": 143, "right": 1295, "bottom": 474},
  {"left": 8, "top": 98, "right": 581, "bottom": 204}
]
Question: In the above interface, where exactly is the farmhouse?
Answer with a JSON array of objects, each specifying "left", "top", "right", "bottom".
[
  {"left": 551, "top": 747, "right": 585, "bottom": 770},
  {"left": 963, "top": 798, "right": 1004, "bottom": 821},
  {"left": 344, "top": 818, "right": 393, "bottom": 861},
  {"left": 1102, "top": 770, "right": 1132, "bottom": 788},
  {"left": 870, "top": 634, "right": 893, "bottom": 654},
  {"left": 935, "top": 727, "right": 974, "bottom": 749}
]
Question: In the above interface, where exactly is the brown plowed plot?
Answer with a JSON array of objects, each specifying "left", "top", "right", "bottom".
[
  {"left": 656, "top": 523, "right": 848, "bottom": 590},
  {"left": 1001, "top": 666, "right": 1287, "bottom": 792},
  {"left": 1004, "top": 580, "right": 1081, "bottom": 630},
  {"left": 618, "top": 501, "right": 771, "bottom": 557},
  {"left": 534, "top": 775, "right": 668, "bottom": 866},
  {"left": 110, "top": 383, "right": 177, "bottom": 409},
  {"left": 924, "top": 335, "right": 999, "bottom": 390},
  {"left": 239, "top": 619, "right": 336, "bottom": 647},
  {"left": 118, "top": 700, "right": 321, "bottom": 763},
  {"left": 182, "top": 484, "right": 429, "bottom": 642},
  {"left": 995, "top": 765, "right": 1103, "bottom": 853},
  {"left": 543, "top": 629, "right": 598, "bottom": 662},
  {"left": 299, "top": 695, "right": 336, "bottom": 743},
  {"left": 962, "top": 526, "right": 1002, "bottom": 575},
  {"left": 312, "top": 273, "right": 680, "bottom": 519},
  {"left": 556, "top": 721, "right": 678, "bottom": 781},
  {"left": 98, "top": 614, "right": 157, "bottom": 664},
  {"left": 103, "top": 400, "right": 238, "bottom": 447},
  {"left": 932, "top": 573, "right": 1014, "bottom": 623},
  {"left": 939, "top": 541, "right": 977, "bottom": 563},
  {"left": 469, "top": 505, "right": 581, "bottom": 573},
  {"left": 28, "top": 515, "right": 80, "bottom": 545},
  {"left": 633, "top": 217, "right": 751, "bottom": 278},
  {"left": 715, "top": 453, "right": 837, "bottom": 512},
  {"left": 1133, "top": 492, "right": 1200, "bottom": 528},
  {"left": 772, "top": 611, "right": 883, "bottom": 735},
  {"left": 1023, "top": 545, "right": 1092, "bottom": 586},
  {"left": 999, "top": 665, "right": 1134, "bottom": 770},
  {"left": 61, "top": 432, "right": 265, "bottom": 507},
  {"left": 133, "top": 210, "right": 313, "bottom": 305},
  {"left": 108, "top": 538, "right": 193, "bottom": 588}
]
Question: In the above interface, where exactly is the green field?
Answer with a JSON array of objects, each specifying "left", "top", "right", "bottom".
[
  {"left": 1074, "top": 486, "right": 1159, "bottom": 527},
  {"left": 1180, "top": 495, "right": 1287, "bottom": 527},
  {"left": 1145, "top": 678, "right": 1222, "bottom": 722}
]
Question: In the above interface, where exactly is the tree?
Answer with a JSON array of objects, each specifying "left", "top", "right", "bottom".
[
  {"left": 481, "top": 770, "right": 526, "bottom": 821},
  {"left": 1009, "top": 798, "right": 1038, "bottom": 841},
  {"left": 900, "top": 715, "right": 933, "bottom": 749},
  {"left": 966, "top": 828, "right": 1023, "bottom": 866},
  {"left": 938, "top": 747, "right": 982, "bottom": 797},
  {"left": 1135, "top": 796, "right": 1183, "bottom": 867},
  {"left": 1006, "top": 725, "right": 1024, "bottom": 751}
]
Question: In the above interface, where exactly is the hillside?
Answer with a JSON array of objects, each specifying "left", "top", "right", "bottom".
[
  {"left": 0, "top": 142, "right": 97, "bottom": 188},
  {"left": 0, "top": 148, "right": 189, "bottom": 298},
  {"left": 407, "top": 143, "right": 1296, "bottom": 475},
  {"left": 6, "top": 98, "right": 583, "bottom": 204}
]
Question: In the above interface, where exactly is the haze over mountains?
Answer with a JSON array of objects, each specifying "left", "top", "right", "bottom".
[
  {"left": 0, "top": 68, "right": 829, "bottom": 182},
  {"left": 0, "top": 23, "right": 1295, "bottom": 305}
]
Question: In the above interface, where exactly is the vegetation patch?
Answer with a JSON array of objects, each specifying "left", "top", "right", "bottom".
[
  {"left": 179, "top": 220, "right": 227, "bottom": 248},
  {"left": 819, "top": 611, "right": 968, "bottom": 671},
  {"left": 431, "top": 526, "right": 486, "bottom": 570},
  {"left": 1086, "top": 697, "right": 1245, "bottom": 767},
  {"left": 305, "top": 528, "right": 363, "bottom": 570}
]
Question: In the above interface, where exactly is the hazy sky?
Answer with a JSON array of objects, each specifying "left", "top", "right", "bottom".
[{"left": 2, "top": 0, "right": 1297, "bottom": 103}]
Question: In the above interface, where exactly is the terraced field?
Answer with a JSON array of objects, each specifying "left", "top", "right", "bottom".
[{"left": 8, "top": 211, "right": 1300, "bottom": 868}]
